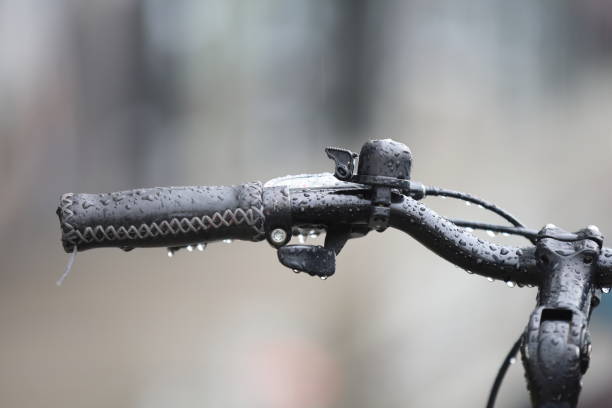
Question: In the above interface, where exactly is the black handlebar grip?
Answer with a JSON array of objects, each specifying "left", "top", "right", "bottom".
[{"left": 57, "top": 182, "right": 265, "bottom": 252}]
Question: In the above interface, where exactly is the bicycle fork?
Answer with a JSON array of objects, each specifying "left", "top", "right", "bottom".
[{"left": 521, "top": 225, "right": 602, "bottom": 408}]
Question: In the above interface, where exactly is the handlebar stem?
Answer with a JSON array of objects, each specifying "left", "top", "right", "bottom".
[{"left": 521, "top": 226, "right": 599, "bottom": 408}]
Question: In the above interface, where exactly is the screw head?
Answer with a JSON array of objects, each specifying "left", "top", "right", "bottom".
[{"left": 270, "top": 228, "right": 288, "bottom": 244}]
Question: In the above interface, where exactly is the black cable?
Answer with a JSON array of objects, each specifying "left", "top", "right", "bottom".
[
  {"left": 425, "top": 187, "right": 525, "bottom": 228},
  {"left": 449, "top": 219, "right": 538, "bottom": 239},
  {"left": 486, "top": 335, "right": 523, "bottom": 408},
  {"left": 449, "top": 219, "right": 585, "bottom": 244}
]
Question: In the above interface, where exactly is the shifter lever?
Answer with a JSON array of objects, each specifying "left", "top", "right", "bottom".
[{"left": 277, "top": 245, "right": 336, "bottom": 278}]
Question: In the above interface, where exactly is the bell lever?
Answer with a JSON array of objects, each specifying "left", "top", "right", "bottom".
[{"left": 325, "top": 147, "right": 358, "bottom": 181}]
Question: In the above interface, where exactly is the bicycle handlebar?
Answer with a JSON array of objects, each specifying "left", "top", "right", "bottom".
[
  {"left": 56, "top": 139, "right": 610, "bottom": 408},
  {"left": 58, "top": 180, "right": 612, "bottom": 288}
]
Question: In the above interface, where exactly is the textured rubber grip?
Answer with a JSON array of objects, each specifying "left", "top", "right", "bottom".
[{"left": 57, "top": 182, "right": 265, "bottom": 252}]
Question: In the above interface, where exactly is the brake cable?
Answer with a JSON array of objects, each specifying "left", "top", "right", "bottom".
[
  {"left": 450, "top": 219, "right": 535, "bottom": 238},
  {"left": 425, "top": 187, "right": 526, "bottom": 228},
  {"left": 486, "top": 335, "right": 523, "bottom": 408}
]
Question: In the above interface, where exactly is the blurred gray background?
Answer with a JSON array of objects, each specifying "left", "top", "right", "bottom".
[{"left": 2, "top": 0, "right": 612, "bottom": 407}]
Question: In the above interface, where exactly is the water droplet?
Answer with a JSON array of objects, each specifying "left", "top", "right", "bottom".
[
  {"left": 502, "top": 232, "right": 510, "bottom": 237},
  {"left": 506, "top": 281, "right": 516, "bottom": 288},
  {"left": 308, "top": 230, "right": 319, "bottom": 239},
  {"left": 465, "top": 227, "right": 474, "bottom": 233},
  {"left": 603, "top": 287, "right": 610, "bottom": 294},
  {"left": 167, "top": 250, "right": 174, "bottom": 258},
  {"left": 487, "top": 277, "right": 494, "bottom": 282},
  {"left": 320, "top": 276, "right": 327, "bottom": 280},
  {"left": 293, "top": 269, "right": 300, "bottom": 274},
  {"left": 197, "top": 243, "right": 206, "bottom": 251},
  {"left": 509, "top": 357, "right": 517, "bottom": 365},
  {"left": 223, "top": 239, "right": 233, "bottom": 244},
  {"left": 465, "top": 201, "right": 472, "bottom": 206},
  {"left": 588, "top": 225, "right": 600, "bottom": 233},
  {"left": 486, "top": 230, "right": 496, "bottom": 237},
  {"left": 298, "top": 234, "right": 306, "bottom": 244},
  {"left": 187, "top": 245, "right": 194, "bottom": 252}
]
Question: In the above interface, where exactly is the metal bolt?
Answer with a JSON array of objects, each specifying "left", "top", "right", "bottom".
[{"left": 270, "top": 228, "right": 288, "bottom": 244}]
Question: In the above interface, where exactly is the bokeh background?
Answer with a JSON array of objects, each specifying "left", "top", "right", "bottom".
[{"left": 2, "top": 1, "right": 612, "bottom": 407}]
